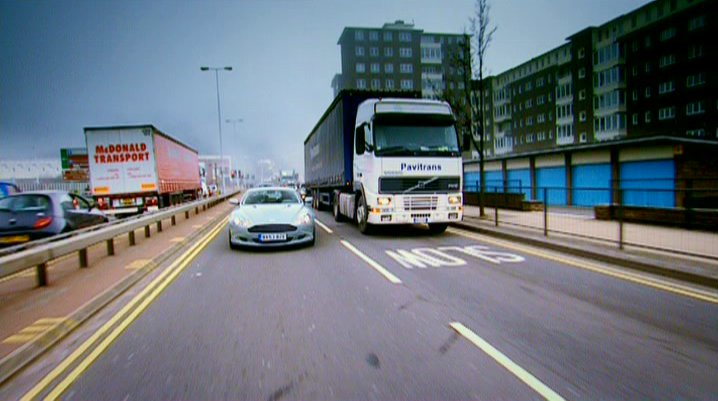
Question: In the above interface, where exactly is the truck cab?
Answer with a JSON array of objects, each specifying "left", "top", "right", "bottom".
[{"left": 335, "top": 98, "right": 463, "bottom": 233}]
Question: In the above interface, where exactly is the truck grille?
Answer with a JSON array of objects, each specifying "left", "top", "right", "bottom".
[
  {"left": 379, "top": 177, "right": 460, "bottom": 194},
  {"left": 248, "top": 224, "right": 297, "bottom": 233},
  {"left": 403, "top": 196, "right": 438, "bottom": 211}
]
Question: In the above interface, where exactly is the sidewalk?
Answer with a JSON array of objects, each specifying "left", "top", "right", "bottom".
[
  {"left": 456, "top": 205, "right": 718, "bottom": 286},
  {"left": 0, "top": 200, "right": 233, "bottom": 379}
]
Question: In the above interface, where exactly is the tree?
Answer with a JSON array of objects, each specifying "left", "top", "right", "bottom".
[{"left": 469, "top": 0, "right": 497, "bottom": 217}]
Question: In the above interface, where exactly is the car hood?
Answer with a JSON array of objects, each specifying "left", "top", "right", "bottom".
[{"left": 232, "top": 203, "right": 307, "bottom": 225}]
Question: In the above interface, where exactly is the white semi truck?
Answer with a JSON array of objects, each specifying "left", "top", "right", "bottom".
[{"left": 304, "top": 90, "right": 464, "bottom": 234}]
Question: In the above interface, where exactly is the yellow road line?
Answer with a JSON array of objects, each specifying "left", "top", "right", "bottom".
[
  {"left": 20, "top": 220, "right": 226, "bottom": 401},
  {"left": 314, "top": 219, "right": 333, "bottom": 234},
  {"left": 450, "top": 322, "right": 566, "bottom": 401},
  {"left": 340, "top": 240, "right": 402, "bottom": 284},
  {"left": 449, "top": 227, "right": 718, "bottom": 305}
]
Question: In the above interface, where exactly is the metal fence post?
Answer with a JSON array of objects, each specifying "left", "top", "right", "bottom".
[
  {"left": 171, "top": 215, "right": 176, "bottom": 226},
  {"left": 543, "top": 187, "right": 548, "bottom": 237},
  {"left": 145, "top": 225, "right": 151, "bottom": 238},
  {"left": 79, "top": 248, "right": 88, "bottom": 268},
  {"left": 129, "top": 230, "right": 136, "bottom": 246},
  {"left": 494, "top": 186, "right": 499, "bottom": 227},
  {"left": 156, "top": 220, "right": 163, "bottom": 232},
  {"left": 36, "top": 263, "right": 48, "bottom": 286},
  {"left": 106, "top": 238, "right": 114, "bottom": 256},
  {"left": 185, "top": 210, "right": 190, "bottom": 219},
  {"left": 618, "top": 188, "right": 624, "bottom": 250}
]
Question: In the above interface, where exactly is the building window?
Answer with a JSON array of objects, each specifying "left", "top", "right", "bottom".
[
  {"left": 632, "top": 66, "right": 638, "bottom": 77},
  {"left": 632, "top": 41, "right": 639, "bottom": 52},
  {"left": 686, "top": 101, "right": 705, "bottom": 116},
  {"left": 537, "top": 95, "right": 545, "bottom": 105},
  {"left": 526, "top": 116, "right": 534, "bottom": 126},
  {"left": 645, "top": 36, "right": 652, "bottom": 48},
  {"left": 688, "top": 45, "right": 704, "bottom": 59},
  {"left": 355, "top": 30, "right": 364, "bottom": 41},
  {"left": 384, "top": 47, "right": 393, "bottom": 57},
  {"left": 645, "top": 111, "right": 651, "bottom": 123},
  {"left": 385, "top": 79, "right": 394, "bottom": 89},
  {"left": 537, "top": 114, "right": 546, "bottom": 123},
  {"left": 370, "top": 47, "right": 379, "bottom": 57},
  {"left": 632, "top": 90, "right": 638, "bottom": 101},
  {"left": 399, "top": 47, "right": 412, "bottom": 58},
  {"left": 580, "top": 132, "right": 587, "bottom": 143},
  {"left": 659, "top": 54, "right": 676, "bottom": 68},
  {"left": 686, "top": 72, "right": 706, "bottom": 88},
  {"left": 384, "top": 63, "right": 394, "bottom": 73},
  {"left": 525, "top": 81, "right": 532, "bottom": 91},
  {"left": 660, "top": 27, "right": 676, "bottom": 41},
  {"left": 383, "top": 31, "right": 393, "bottom": 41},
  {"left": 371, "top": 79, "right": 381, "bottom": 89},
  {"left": 369, "top": 31, "right": 379, "bottom": 41},
  {"left": 579, "top": 111, "right": 587, "bottom": 122},
  {"left": 632, "top": 113, "right": 638, "bottom": 125},
  {"left": 658, "top": 81, "right": 675, "bottom": 94},
  {"left": 525, "top": 99, "right": 533, "bottom": 108},
  {"left": 356, "top": 79, "right": 366, "bottom": 89},
  {"left": 400, "top": 79, "right": 413, "bottom": 90},
  {"left": 688, "top": 16, "right": 705, "bottom": 31},
  {"left": 400, "top": 63, "right": 413, "bottom": 73},
  {"left": 355, "top": 63, "right": 365, "bottom": 73},
  {"left": 658, "top": 106, "right": 675, "bottom": 120},
  {"left": 686, "top": 129, "right": 706, "bottom": 137},
  {"left": 578, "top": 48, "right": 585, "bottom": 59},
  {"left": 645, "top": 87, "right": 651, "bottom": 98},
  {"left": 370, "top": 63, "right": 380, "bottom": 73},
  {"left": 579, "top": 90, "right": 586, "bottom": 100},
  {"left": 355, "top": 46, "right": 365, "bottom": 56},
  {"left": 399, "top": 32, "right": 411, "bottom": 42},
  {"left": 578, "top": 68, "right": 586, "bottom": 79}
]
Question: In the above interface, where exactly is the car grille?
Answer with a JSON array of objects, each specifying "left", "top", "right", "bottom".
[
  {"left": 403, "top": 196, "right": 438, "bottom": 211},
  {"left": 247, "top": 224, "right": 297, "bottom": 233},
  {"left": 379, "top": 176, "right": 460, "bottom": 194}
]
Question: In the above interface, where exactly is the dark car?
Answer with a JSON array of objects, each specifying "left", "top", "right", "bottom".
[{"left": 0, "top": 191, "right": 108, "bottom": 246}]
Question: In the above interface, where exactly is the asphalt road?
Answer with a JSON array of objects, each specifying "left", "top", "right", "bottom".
[{"left": 49, "top": 210, "right": 718, "bottom": 400}]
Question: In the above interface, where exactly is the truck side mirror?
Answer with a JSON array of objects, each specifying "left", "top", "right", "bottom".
[{"left": 355, "top": 125, "right": 365, "bottom": 155}]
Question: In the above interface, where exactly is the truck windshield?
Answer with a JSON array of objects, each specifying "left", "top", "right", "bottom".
[{"left": 373, "top": 123, "right": 460, "bottom": 157}]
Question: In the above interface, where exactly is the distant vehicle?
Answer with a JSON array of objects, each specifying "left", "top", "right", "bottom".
[
  {"left": 257, "top": 183, "right": 274, "bottom": 188},
  {"left": 228, "top": 187, "right": 315, "bottom": 249},
  {"left": 0, "top": 191, "right": 108, "bottom": 246},
  {"left": 85, "top": 125, "right": 201, "bottom": 216},
  {"left": 304, "top": 90, "right": 464, "bottom": 234},
  {"left": 0, "top": 182, "right": 21, "bottom": 199}
]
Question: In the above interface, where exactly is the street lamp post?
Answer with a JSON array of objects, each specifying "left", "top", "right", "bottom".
[
  {"left": 201, "top": 66, "right": 232, "bottom": 194},
  {"left": 225, "top": 118, "right": 243, "bottom": 189}
]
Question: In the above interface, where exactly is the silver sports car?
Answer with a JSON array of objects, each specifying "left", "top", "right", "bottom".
[{"left": 228, "top": 187, "right": 315, "bottom": 249}]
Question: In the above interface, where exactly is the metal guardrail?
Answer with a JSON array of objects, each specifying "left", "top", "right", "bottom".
[{"left": 0, "top": 192, "right": 238, "bottom": 286}]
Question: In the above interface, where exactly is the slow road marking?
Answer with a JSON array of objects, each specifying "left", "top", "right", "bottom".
[
  {"left": 450, "top": 322, "right": 566, "bottom": 401},
  {"left": 21, "top": 219, "right": 227, "bottom": 401},
  {"left": 3, "top": 318, "right": 66, "bottom": 345},
  {"left": 341, "top": 240, "right": 401, "bottom": 284},
  {"left": 449, "top": 227, "right": 718, "bottom": 305}
]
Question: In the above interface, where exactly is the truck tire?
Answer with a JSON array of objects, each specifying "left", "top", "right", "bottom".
[
  {"left": 333, "top": 193, "right": 345, "bottom": 222},
  {"left": 356, "top": 194, "right": 372, "bottom": 234},
  {"left": 428, "top": 223, "right": 448, "bottom": 234}
]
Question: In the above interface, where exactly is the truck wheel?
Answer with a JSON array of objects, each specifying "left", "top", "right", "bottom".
[
  {"left": 428, "top": 223, "right": 448, "bottom": 234},
  {"left": 356, "top": 195, "right": 372, "bottom": 234},
  {"left": 333, "top": 193, "right": 345, "bottom": 222}
]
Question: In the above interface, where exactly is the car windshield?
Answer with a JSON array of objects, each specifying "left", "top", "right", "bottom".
[
  {"left": 374, "top": 123, "right": 460, "bottom": 157},
  {"left": 0, "top": 195, "right": 50, "bottom": 212},
  {"left": 243, "top": 190, "right": 300, "bottom": 205}
]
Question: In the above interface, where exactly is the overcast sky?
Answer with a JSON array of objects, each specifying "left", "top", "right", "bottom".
[{"left": 0, "top": 0, "right": 650, "bottom": 178}]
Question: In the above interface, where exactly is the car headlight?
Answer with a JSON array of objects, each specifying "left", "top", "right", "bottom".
[
  {"left": 377, "top": 196, "right": 392, "bottom": 206},
  {"left": 229, "top": 215, "right": 251, "bottom": 228},
  {"left": 294, "top": 211, "right": 312, "bottom": 226},
  {"left": 448, "top": 195, "right": 462, "bottom": 205}
]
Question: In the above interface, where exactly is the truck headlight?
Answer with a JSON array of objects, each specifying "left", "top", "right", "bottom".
[
  {"left": 448, "top": 195, "right": 461, "bottom": 205},
  {"left": 377, "top": 197, "right": 392, "bottom": 206}
]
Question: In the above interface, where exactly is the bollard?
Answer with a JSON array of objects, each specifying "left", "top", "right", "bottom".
[
  {"left": 171, "top": 215, "right": 176, "bottom": 226},
  {"left": 195, "top": 206, "right": 199, "bottom": 215},
  {"left": 185, "top": 210, "right": 190, "bottom": 219},
  {"left": 157, "top": 220, "right": 163, "bottom": 232},
  {"left": 543, "top": 187, "right": 548, "bottom": 237},
  {"left": 129, "top": 230, "right": 136, "bottom": 246},
  {"left": 145, "top": 225, "right": 151, "bottom": 238},
  {"left": 618, "top": 189, "right": 624, "bottom": 250},
  {"left": 79, "top": 248, "right": 88, "bottom": 268},
  {"left": 37, "top": 263, "right": 48, "bottom": 287},
  {"left": 106, "top": 238, "right": 115, "bottom": 256}
]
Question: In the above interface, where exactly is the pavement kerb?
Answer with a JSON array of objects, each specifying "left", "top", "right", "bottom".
[
  {"left": 0, "top": 197, "right": 233, "bottom": 386},
  {"left": 450, "top": 220, "right": 718, "bottom": 290}
]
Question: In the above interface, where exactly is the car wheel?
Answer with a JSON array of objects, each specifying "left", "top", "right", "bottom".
[
  {"left": 333, "top": 193, "right": 345, "bottom": 222},
  {"left": 356, "top": 194, "right": 372, "bottom": 235},
  {"left": 428, "top": 223, "right": 448, "bottom": 234},
  {"left": 308, "top": 227, "right": 316, "bottom": 247},
  {"left": 228, "top": 232, "right": 239, "bottom": 250}
]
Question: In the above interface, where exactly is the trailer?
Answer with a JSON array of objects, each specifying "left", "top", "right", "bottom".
[
  {"left": 85, "top": 125, "right": 201, "bottom": 215},
  {"left": 304, "top": 90, "right": 464, "bottom": 234}
]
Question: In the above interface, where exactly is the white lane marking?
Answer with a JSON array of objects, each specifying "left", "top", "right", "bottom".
[
  {"left": 385, "top": 245, "right": 525, "bottom": 269},
  {"left": 340, "top": 240, "right": 402, "bottom": 284},
  {"left": 450, "top": 322, "right": 566, "bottom": 401},
  {"left": 314, "top": 219, "right": 333, "bottom": 234},
  {"left": 448, "top": 227, "right": 718, "bottom": 305}
]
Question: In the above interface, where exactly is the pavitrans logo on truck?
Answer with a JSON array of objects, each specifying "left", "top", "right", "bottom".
[{"left": 400, "top": 162, "right": 442, "bottom": 172}]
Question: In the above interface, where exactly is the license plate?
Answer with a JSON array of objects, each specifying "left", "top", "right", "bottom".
[
  {"left": 0, "top": 235, "right": 30, "bottom": 244},
  {"left": 413, "top": 217, "right": 429, "bottom": 224},
  {"left": 258, "top": 233, "right": 287, "bottom": 242}
]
